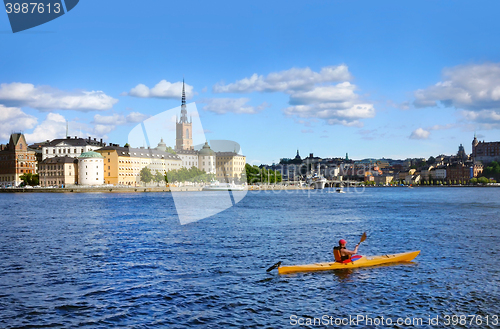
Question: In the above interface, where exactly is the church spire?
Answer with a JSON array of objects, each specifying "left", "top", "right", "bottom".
[
  {"left": 181, "top": 78, "right": 186, "bottom": 107},
  {"left": 179, "top": 78, "right": 188, "bottom": 123}
]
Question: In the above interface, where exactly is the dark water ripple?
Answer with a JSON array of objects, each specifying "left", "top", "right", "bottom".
[{"left": 1, "top": 188, "right": 500, "bottom": 328}]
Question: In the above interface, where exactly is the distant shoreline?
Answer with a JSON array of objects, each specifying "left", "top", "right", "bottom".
[{"left": 0, "top": 184, "right": 498, "bottom": 193}]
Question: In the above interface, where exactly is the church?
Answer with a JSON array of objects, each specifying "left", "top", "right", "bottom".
[{"left": 173, "top": 80, "right": 246, "bottom": 183}]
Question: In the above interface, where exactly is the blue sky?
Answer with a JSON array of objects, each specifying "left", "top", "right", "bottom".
[{"left": 2, "top": 0, "right": 500, "bottom": 164}]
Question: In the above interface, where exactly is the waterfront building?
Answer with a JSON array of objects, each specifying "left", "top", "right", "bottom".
[
  {"left": 446, "top": 162, "right": 483, "bottom": 183},
  {"left": 472, "top": 134, "right": 500, "bottom": 163},
  {"left": 374, "top": 175, "right": 394, "bottom": 185},
  {"left": 95, "top": 143, "right": 182, "bottom": 186},
  {"left": 41, "top": 136, "right": 106, "bottom": 161},
  {"left": 198, "top": 142, "right": 216, "bottom": 175},
  {"left": 215, "top": 151, "right": 246, "bottom": 183},
  {"left": 0, "top": 133, "right": 37, "bottom": 187},
  {"left": 78, "top": 151, "right": 104, "bottom": 186},
  {"left": 430, "top": 166, "right": 447, "bottom": 180},
  {"left": 176, "top": 149, "right": 199, "bottom": 169},
  {"left": 39, "top": 156, "right": 78, "bottom": 187}
]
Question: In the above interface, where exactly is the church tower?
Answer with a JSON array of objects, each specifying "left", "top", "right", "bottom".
[
  {"left": 175, "top": 80, "right": 193, "bottom": 150},
  {"left": 472, "top": 133, "right": 479, "bottom": 158}
]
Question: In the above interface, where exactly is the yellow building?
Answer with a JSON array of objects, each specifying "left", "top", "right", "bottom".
[
  {"left": 96, "top": 145, "right": 182, "bottom": 186},
  {"left": 215, "top": 152, "right": 246, "bottom": 183}
]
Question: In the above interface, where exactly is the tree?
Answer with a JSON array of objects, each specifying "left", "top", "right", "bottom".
[
  {"left": 124, "top": 143, "right": 130, "bottom": 147},
  {"left": 19, "top": 173, "right": 39, "bottom": 186},
  {"left": 478, "top": 176, "right": 490, "bottom": 185},
  {"left": 427, "top": 156, "right": 436, "bottom": 165},
  {"left": 153, "top": 171, "right": 164, "bottom": 186},
  {"left": 483, "top": 161, "right": 500, "bottom": 181},
  {"left": 166, "top": 146, "right": 176, "bottom": 154},
  {"left": 140, "top": 167, "right": 153, "bottom": 184}
]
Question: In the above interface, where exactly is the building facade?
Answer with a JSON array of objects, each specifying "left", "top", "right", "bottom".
[
  {"left": 472, "top": 135, "right": 500, "bottom": 163},
  {"left": 39, "top": 156, "right": 78, "bottom": 187},
  {"left": 0, "top": 133, "right": 37, "bottom": 187},
  {"left": 95, "top": 144, "right": 182, "bottom": 186},
  {"left": 215, "top": 151, "right": 246, "bottom": 183},
  {"left": 41, "top": 136, "right": 106, "bottom": 161},
  {"left": 78, "top": 151, "right": 104, "bottom": 186}
]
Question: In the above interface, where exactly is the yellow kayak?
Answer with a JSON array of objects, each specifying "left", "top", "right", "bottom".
[{"left": 277, "top": 250, "right": 420, "bottom": 274}]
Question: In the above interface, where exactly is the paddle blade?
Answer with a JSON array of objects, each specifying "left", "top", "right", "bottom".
[
  {"left": 359, "top": 232, "right": 367, "bottom": 243},
  {"left": 266, "top": 261, "right": 282, "bottom": 272}
]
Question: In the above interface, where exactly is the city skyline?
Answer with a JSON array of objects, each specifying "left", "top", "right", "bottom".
[{"left": 2, "top": 1, "right": 500, "bottom": 164}]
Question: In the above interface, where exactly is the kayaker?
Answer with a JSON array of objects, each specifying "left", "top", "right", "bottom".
[{"left": 333, "top": 239, "right": 359, "bottom": 263}]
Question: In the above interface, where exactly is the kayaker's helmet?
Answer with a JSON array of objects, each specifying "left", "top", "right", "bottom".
[{"left": 339, "top": 239, "right": 347, "bottom": 246}]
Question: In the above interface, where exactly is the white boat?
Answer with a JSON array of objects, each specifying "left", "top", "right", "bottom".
[
  {"left": 336, "top": 188, "right": 345, "bottom": 193},
  {"left": 202, "top": 182, "right": 246, "bottom": 191},
  {"left": 306, "top": 173, "right": 327, "bottom": 189}
]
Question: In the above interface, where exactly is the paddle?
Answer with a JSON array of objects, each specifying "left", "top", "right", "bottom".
[
  {"left": 357, "top": 232, "right": 367, "bottom": 247},
  {"left": 266, "top": 261, "right": 282, "bottom": 272}
]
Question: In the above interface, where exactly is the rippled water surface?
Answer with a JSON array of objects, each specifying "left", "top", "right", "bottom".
[{"left": 1, "top": 187, "right": 500, "bottom": 328}]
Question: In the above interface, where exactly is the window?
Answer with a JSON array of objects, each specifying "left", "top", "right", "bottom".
[
  {"left": 108, "top": 159, "right": 110, "bottom": 163},
  {"left": 108, "top": 166, "right": 110, "bottom": 170},
  {"left": 108, "top": 172, "right": 110, "bottom": 176}
]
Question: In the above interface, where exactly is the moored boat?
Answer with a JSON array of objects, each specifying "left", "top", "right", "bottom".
[
  {"left": 276, "top": 250, "right": 420, "bottom": 274},
  {"left": 202, "top": 182, "right": 246, "bottom": 191}
]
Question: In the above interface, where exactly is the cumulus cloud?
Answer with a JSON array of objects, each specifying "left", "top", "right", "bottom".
[
  {"left": 24, "top": 113, "right": 67, "bottom": 143},
  {"left": 0, "top": 105, "right": 38, "bottom": 140},
  {"left": 201, "top": 98, "right": 269, "bottom": 114},
  {"left": 0, "top": 82, "right": 117, "bottom": 111},
  {"left": 213, "top": 65, "right": 375, "bottom": 127},
  {"left": 213, "top": 65, "right": 352, "bottom": 93},
  {"left": 124, "top": 80, "right": 194, "bottom": 99},
  {"left": 409, "top": 128, "right": 430, "bottom": 140},
  {"left": 414, "top": 63, "right": 500, "bottom": 113},
  {"left": 90, "top": 112, "right": 151, "bottom": 137},
  {"left": 284, "top": 103, "right": 375, "bottom": 127}
]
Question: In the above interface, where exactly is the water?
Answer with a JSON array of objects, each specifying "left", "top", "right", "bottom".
[{"left": 1, "top": 187, "right": 499, "bottom": 328}]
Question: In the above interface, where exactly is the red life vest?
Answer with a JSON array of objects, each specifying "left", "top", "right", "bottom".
[{"left": 333, "top": 246, "right": 351, "bottom": 263}]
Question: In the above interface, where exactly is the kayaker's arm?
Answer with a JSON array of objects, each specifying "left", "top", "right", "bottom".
[{"left": 342, "top": 244, "right": 360, "bottom": 256}]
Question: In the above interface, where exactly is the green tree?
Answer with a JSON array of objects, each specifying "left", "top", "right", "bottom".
[
  {"left": 166, "top": 146, "right": 177, "bottom": 154},
  {"left": 19, "top": 173, "right": 39, "bottom": 186},
  {"left": 154, "top": 171, "right": 164, "bottom": 186},
  {"left": 124, "top": 143, "right": 130, "bottom": 147},
  {"left": 427, "top": 156, "right": 436, "bottom": 165},
  {"left": 140, "top": 167, "right": 153, "bottom": 184}
]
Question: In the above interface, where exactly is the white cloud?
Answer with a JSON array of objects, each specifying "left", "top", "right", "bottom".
[
  {"left": 213, "top": 65, "right": 375, "bottom": 126},
  {"left": 0, "top": 82, "right": 117, "bottom": 111},
  {"left": 289, "top": 82, "right": 357, "bottom": 105},
  {"left": 414, "top": 63, "right": 500, "bottom": 112},
  {"left": 0, "top": 105, "right": 38, "bottom": 140},
  {"left": 409, "top": 128, "right": 430, "bottom": 140},
  {"left": 125, "top": 80, "right": 194, "bottom": 99},
  {"left": 301, "top": 129, "right": 314, "bottom": 133},
  {"left": 126, "top": 112, "right": 150, "bottom": 123},
  {"left": 201, "top": 98, "right": 269, "bottom": 114},
  {"left": 24, "top": 113, "right": 67, "bottom": 144},
  {"left": 213, "top": 65, "right": 352, "bottom": 93},
  {"left": 284, "top": 103, "right": 375, "bottom": 127},
  {"left": 93, "top": 113, "right": 126, "bottom": 125},
  {"left": 90, "top": 111, "right": 151, "bottom": 137}
]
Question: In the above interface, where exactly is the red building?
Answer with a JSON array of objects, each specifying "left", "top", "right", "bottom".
[{"left": 0, "top": 133, "right": 37, "bottom": 187}]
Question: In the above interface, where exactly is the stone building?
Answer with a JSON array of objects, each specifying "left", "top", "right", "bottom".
[{"left": 0, "top": 133, "right": 37, "bottom": 187}]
